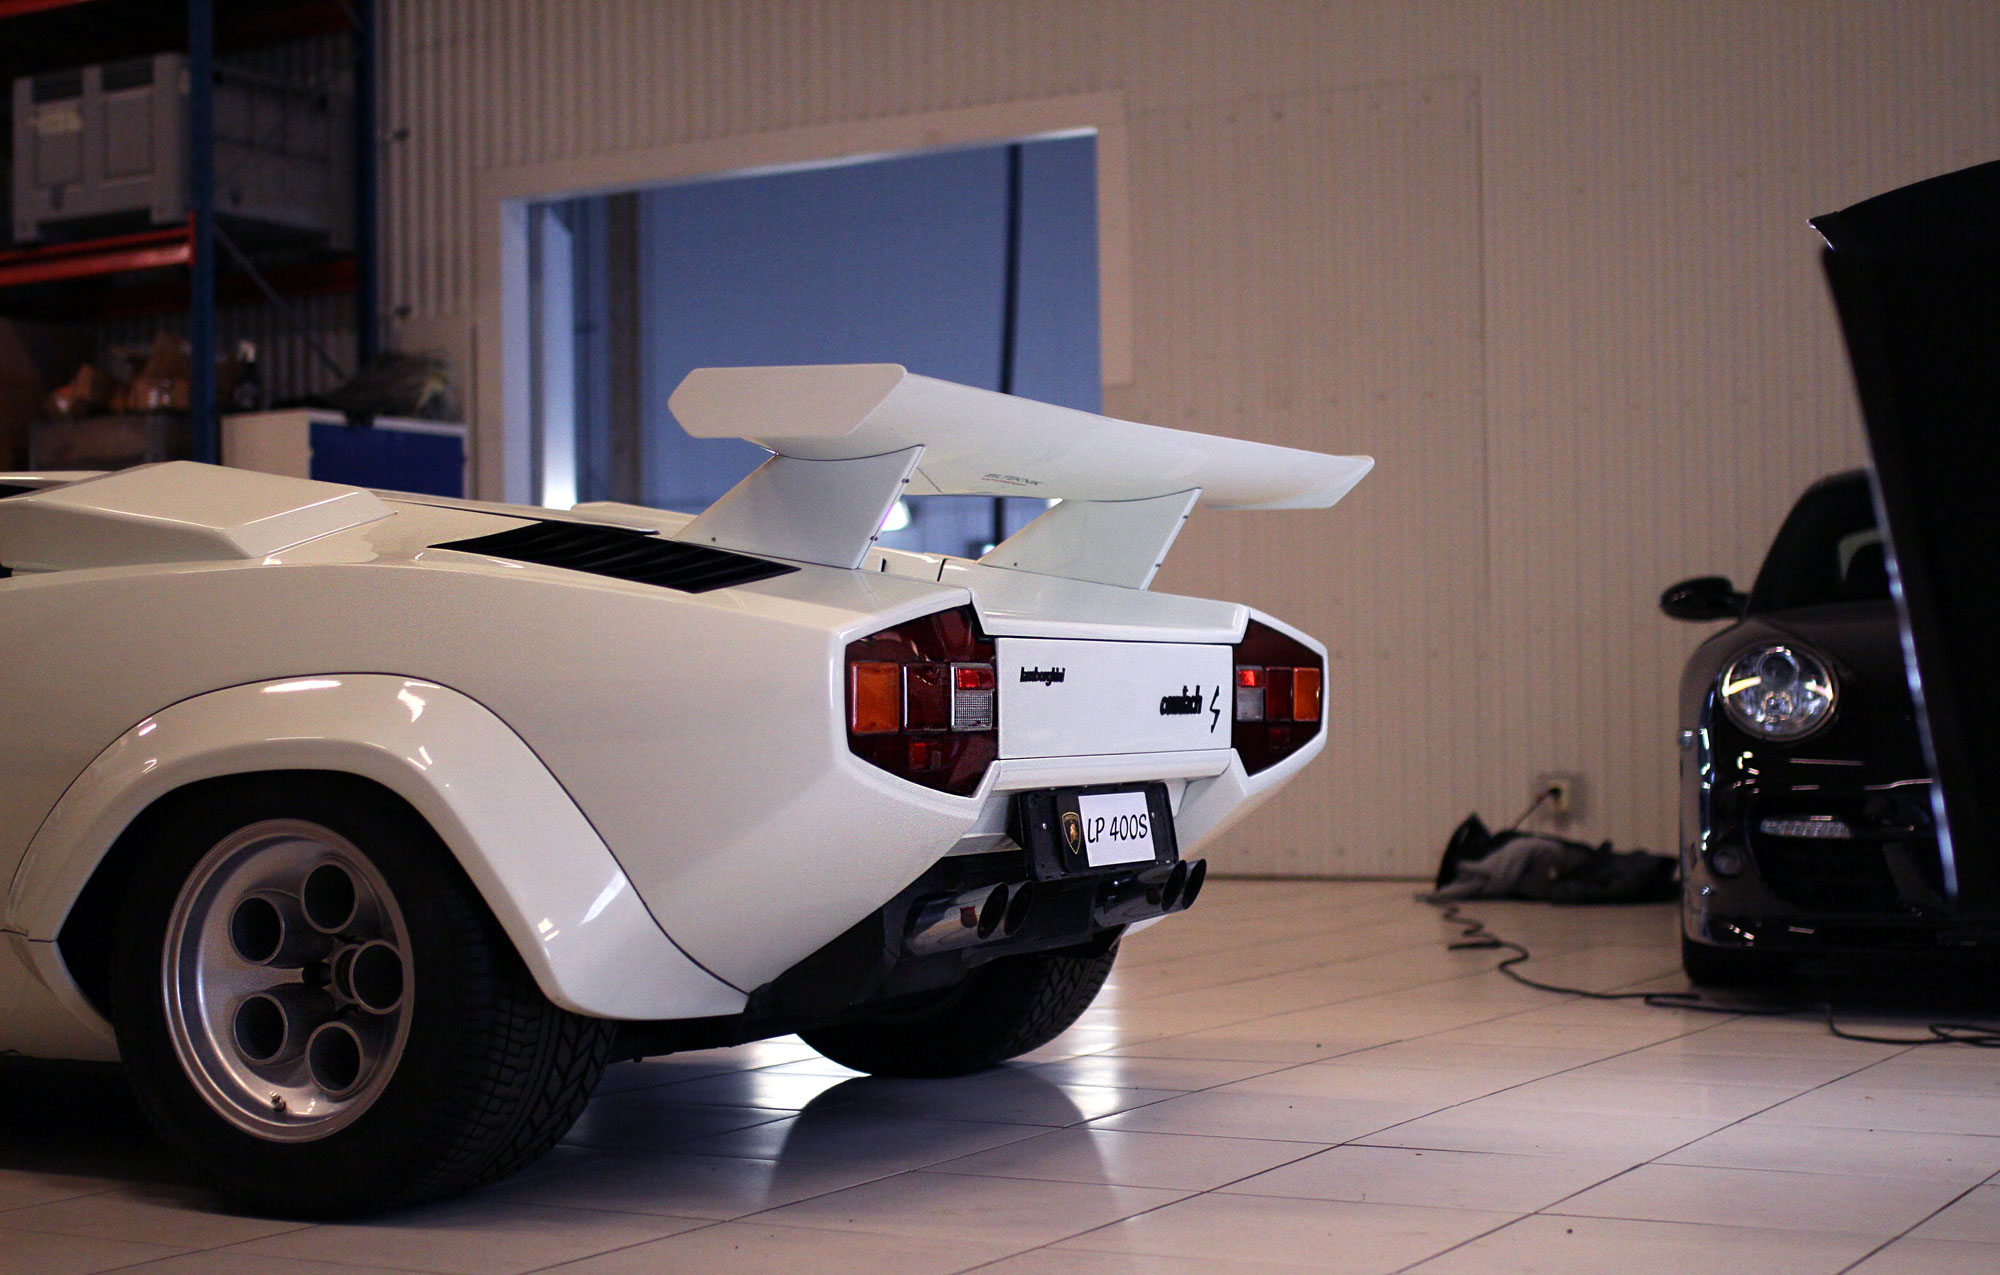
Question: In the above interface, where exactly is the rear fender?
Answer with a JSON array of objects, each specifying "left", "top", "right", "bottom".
[{"left": 8, "top": 675, "right": 747, "bottom": 1026}]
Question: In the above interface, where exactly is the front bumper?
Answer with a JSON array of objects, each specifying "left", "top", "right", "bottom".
[{"left": 1682, "top": 780, "right": 1959, "bottom": 954}]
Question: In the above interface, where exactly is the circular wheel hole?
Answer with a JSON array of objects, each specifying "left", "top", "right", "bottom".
[
  {"left": 229, "top": 896, "right": 285, "bottom": 964},
  {"left": 347, "top": 942, "right": 405, "bottom": 1014},
  {"left": 301, "top": 863, "right": 358, "bottom": 933},
  {"left": 307, "top": 1023, "right": 365, "bottom": 1095},
  {"left": 233, "top": 994, "right": 288, "bottom": 1063}
]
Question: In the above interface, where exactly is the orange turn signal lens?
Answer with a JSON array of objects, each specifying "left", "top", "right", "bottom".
[
  {"left": 1292, "top": 666, "right": 1322, "bottom": 722},
  {"left": 850, "top": 661, "right": 901, "bottom": 734}
]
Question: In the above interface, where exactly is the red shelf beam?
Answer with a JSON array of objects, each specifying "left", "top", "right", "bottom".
[
  {"left": 0, "top": 225, "right": 195, "bottom": 290},
  {"left": 0, "top": 0, "right": 99, "bottom": 18}
]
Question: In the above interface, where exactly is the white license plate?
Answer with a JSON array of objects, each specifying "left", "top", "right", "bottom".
[{"left": 1077, "top": 790, "right": 1158, "bottom": 867}]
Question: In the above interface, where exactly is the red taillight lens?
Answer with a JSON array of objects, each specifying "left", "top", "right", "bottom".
[
  {"left": 951, "top": 662, "right": 996, "bottom": 730},
  {"left": 1265, "top": 667, "right": 1294, "bottom": 723},
  {"left": 1231, "top": 621, "right": 1325, "bottom": 775},
  {"left": 904, "top": 663, "right": 950, "bottom": 730},
  {"left": 1235, "top": 666, "right": 1265, "bottom": 722},
  {"left": 845, "top": 606, "right": 997, "bottom": 795}
]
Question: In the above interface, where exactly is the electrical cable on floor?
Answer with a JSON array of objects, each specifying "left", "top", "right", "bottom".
[
  {"left": 1431, "top": 901, "right": 1785, "bottom": 1014},
  {"left": 1430, "top": 902, "right": 2000, "bottom": 1045},
  {"left": 1431, "top": 787, "right": 2000, "bottom": 1046}
]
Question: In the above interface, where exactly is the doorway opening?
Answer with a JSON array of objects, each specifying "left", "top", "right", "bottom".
[{"left": 522, "top": 133, "right": 1100, "bottom": 558}]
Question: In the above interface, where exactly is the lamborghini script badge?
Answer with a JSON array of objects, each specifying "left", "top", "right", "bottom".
[{"left": 1061, "top": 810, "right": 1084, "bottom": 854}]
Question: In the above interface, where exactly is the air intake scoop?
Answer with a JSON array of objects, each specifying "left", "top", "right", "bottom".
[{"left": 0, "top": 462, "right": 390, "bottom": 572}]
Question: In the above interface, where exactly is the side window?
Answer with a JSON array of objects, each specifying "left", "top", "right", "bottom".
[
  {"left": 1835, "top": 528, "right": 1890, "bottom": 601},
  {"left": 1751, "top": 475, "right": 1886, "bottom": 610}
]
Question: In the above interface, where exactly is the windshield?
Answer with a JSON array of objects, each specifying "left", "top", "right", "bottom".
[{"left": 1750, "top": 471, "right": 1891, "bottom": 612}]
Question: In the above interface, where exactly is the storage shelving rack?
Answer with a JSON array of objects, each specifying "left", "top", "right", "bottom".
[{"left": 0, "top": 0, "right": 377, "bottom": 463}]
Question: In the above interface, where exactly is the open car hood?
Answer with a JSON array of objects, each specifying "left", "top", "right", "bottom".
[{"left": 1814, "top": 159, "right": 2000, "bottom": 909}]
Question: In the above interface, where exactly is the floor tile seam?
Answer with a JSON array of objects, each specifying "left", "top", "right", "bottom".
[
  {"left": 1534, "top": 1202, "right": 1923, "bottom": 1237},
  {"left": 1114, "top": 933, "right": 1472, "bottom": 1005},
  {"left": 729, "top": 1129, "right": 1066, "bottom": 1178},
  {"left": 1519, "top": 1040, "right": 1938, "bottom": 1219},
  {"left": 562, "top": 1110, "right": 800, "bottom": 1152},
  {"left": 1829, "top": 1173, "right": 1997, "bottom": 1274},
  {"left": 911, "top": 1134, "right": 1332, "bottom": 1195},
  {"left": 581, "top": 1090, "right": 821, "bottom": 1119},
  {"left": 205, "top": 1205, "right": 735, "bottom": 1275},
  {"left": 1074, "top": 966, "right": 1588, "bottom": 1056},
  {"left": 1115, "top": 926, "right": 1408, "bottom": 973},
  {"left": 1030, "top": 1056, "right": 1308, "bottom": 1092},
  {"left": 948, "top": 1173, "right": 1514, "bottom": 1274},
  {"left": 1839, "top": 1235, "right": 2000, "bottom": 1275},
  {"left": 514, "top": 1217, "right": 739, "bottom": 1275},
  {"left": 554, "top": 1207, "right": 1183, "bottom": 1275},
  {"left": 1656, "top": 1155, "right": 2000, "bottom": 1186},
  {"left": 808, "top": 1176, "right": 1211, "bottom": 1271},
  {"left": 1398, "top": 1208, "right": 1919, "bottom": 1275},
  {"left": 1136, "top": 913, "right": 1636, "bottom": 1002},
  {"left": 1386, "top": 1208, "right": 1559, "bottom": 1275},
  {"left": 760, "top": 1075, "right": 1200, "bottom": 1117},
  {"left": 0, "top": 1212, "right": 316, "bottom": 1250},
  {"left": 1304, "top": 1000, "right": 1793, "bottom": 1143},
  {"left": 0, "top": 1183, "right": 133, "bottom": 1216},
  {"left": 1832, "top": 1041, "right": 1988, "bottom": 1096},
  {"left": 75, "top": 1250, "right": 218, "bottom": 1275},
  {"left": 1069, "top": 1104, "right": 1382, "bottom": 1149},
  {"left": 1184, "top": 948, "right": 1746, "bottom": 1047},
  {"left": 1068, "top": 1117, "right": 1340, "bottom": 1148},
  {"left": 179, "top": 1228, "right": 463, "bottom": 1275},
  {"left": 0, "top": 1224, "right": 201, "bottom": 1269}
]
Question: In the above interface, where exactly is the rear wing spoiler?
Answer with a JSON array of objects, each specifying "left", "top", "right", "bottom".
[{"left": 657, "top": 364, "right": 1372, "bottom": 588}]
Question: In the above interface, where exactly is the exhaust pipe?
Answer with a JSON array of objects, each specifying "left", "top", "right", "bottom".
[
  {"left": 1179, "top": 859, "right": 1208, "bottom": 911},
  {"left": 905, "top": 881, "right": 1036, "bottom": 957},
  {"left": 1093, "top": 859, "right": 1208, "bottom": 927}
]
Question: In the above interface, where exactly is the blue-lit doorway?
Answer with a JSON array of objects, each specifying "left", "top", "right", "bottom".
[{"left": 525, "top": 133, "right": 1100, "bottom": 558}]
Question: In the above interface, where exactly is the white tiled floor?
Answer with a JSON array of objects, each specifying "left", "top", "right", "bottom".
[{"left": 6, "top": 880, "right": 2000, "bottom": 1273}]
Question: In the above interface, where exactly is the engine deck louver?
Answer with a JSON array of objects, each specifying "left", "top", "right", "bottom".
[{"left": 437, "top": 520, "right": 798, "bottom": 593}]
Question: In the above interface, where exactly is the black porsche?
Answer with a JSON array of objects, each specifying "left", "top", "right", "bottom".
[{"left": 1663, "top": 469, "right": 1947, "bottom": 986}]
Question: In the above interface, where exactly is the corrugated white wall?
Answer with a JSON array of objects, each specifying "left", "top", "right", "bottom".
[{"left": 377, "top": 0, "right": 2000, "bottom": 877}]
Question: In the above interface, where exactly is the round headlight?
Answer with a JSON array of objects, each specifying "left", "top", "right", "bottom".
[{"left": 1718, "top": 644, "right": 1837, "bottom": 741}]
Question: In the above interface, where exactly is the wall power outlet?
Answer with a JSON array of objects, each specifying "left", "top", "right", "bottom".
[{"left": 1533, "top": 771, "right": 1586, "bottom": 826}]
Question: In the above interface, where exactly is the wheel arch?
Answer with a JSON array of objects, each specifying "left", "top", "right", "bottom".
[{"left": 11, "top": 676, "right": 746, "bottom": 1047}]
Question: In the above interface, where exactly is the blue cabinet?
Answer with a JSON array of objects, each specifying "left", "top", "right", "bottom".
[
  {"left": 223, "top": 409, "right": 467, "bottom": 497},
  {"left": 308, "top": 420, "right": 464, "bottom": 497}
]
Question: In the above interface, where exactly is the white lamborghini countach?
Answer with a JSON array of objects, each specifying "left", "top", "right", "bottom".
[{"left": 0, "top": 364, "right": 1369, "bottom": 1215}]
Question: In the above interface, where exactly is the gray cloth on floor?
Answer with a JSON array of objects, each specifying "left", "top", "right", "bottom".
[{"left": 1427, "top": 837, "right": 1580, "bottom": 901}]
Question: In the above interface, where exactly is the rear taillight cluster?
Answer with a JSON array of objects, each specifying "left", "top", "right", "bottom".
[
  {"left": 1232, "top": 620, "right": 1324, "bottom": 774},
  {"left": 846, "top": 606, "right": 997, "bottom": 795}
]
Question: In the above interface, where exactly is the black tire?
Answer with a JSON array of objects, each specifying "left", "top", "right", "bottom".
[
  {"left": 1682, "top": 932, "right": 1787, "bottom": 988},
  {"left": 109, "top": 774, "right": 614, "bottom": 1217},
  {"left": 800, "top": 941, "right": 1117, "bottom": 1078}
]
